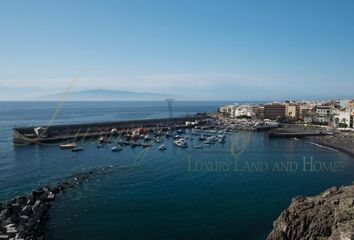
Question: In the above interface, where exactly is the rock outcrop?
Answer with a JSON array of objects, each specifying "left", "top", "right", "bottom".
[
  {"left": 0, "top": 165, "right": 117, "bottom": 240},
  {"left": 268, "top": 185, "right": 354, "bottom": 240}
]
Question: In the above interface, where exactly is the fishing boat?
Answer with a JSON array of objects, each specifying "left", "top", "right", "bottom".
[
  {"left": 144, "top": 135, "right": 152, "bottom": 141},
  {"left": 59, "top": 143, "right": 77, "bottom": 149},
  {"left": 175, "top": 139, "right": 188, "bottom": 148},
  {"left": 71, "top": 147, "right": 83, "bottom": 152},
  {"left": 174, "top": 134, "right": 182, "bottom": 139},
  {"left": 111, "top": 146, "right": 122, "bottom": 152},
  {"left": 98, "top": 136, "right": 106, "bottom": 144},
  {"left": 143, "top": 143, "right": 152, "bottom": 148},
  {"left": 158, "top": 144, "right": 167, "bottom": 150},
  {"left": 204, "top": 140, "right": 214, "bottom": 145}
]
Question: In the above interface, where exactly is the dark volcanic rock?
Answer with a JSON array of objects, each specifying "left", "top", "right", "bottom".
[
  {"left": 268, "top": 185, "right": 354, "bottom": 240},
  {"left": 0, "top": 165, "right": 117, "bottom": 240}
]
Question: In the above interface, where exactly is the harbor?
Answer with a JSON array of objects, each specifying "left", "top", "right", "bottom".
[
  {"left": 12, "top": 115, "right": 210, "bottom": 144},
  {"left": 1, "top": 102, "right": 353, "bottom": 240}
]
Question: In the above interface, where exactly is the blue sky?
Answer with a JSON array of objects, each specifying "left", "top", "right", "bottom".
[{"left": 0, "top": 0, "right": 353, "bottom": 100}]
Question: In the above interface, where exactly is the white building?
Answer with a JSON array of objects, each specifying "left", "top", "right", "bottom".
[
  {"left": 313, "top": 105, "right": 337, "bottom": 124},
  {"left": 339, "top": 99, "right": 350, "bottom": 109},
  {"left": 334, "top": 111, "right": 351, "bottom": 128},
  {"left": 219, "top": 104, "right": 253, "bottom": 118},
  {"left": 232, "top": 107, "right": 253, "bottom": 118}
]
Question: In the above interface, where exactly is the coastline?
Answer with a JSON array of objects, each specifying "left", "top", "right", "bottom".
[
  {"left": 275, "top": 124, "right": 354, "bottom": 159},
  {"left": 2, "top": 119, "right": 353, "bottom": 239},
  {"left": 267, "top": 125, "right": 354, "bottom": 239},
  {"left": 307, "top": 136, "right": 354, "bottom": 159},
  {"left": 267, "top": 184, "right": 354, "bottom": 239},
  {"left": 0, "top": 165, "right": 119, "bottom": 239}
]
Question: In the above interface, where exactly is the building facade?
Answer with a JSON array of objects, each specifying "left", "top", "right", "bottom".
[{"left": 264, "top": 104, "right": 286, "bottom": 120}]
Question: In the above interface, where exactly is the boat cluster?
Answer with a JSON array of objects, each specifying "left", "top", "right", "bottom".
[
  {"left": 213, "top": 116, "right": 279, "bottom": 131},
  {"left": 58, "top": 127, "right": 231, "bottom": 153},
  {"left": 173, "top": 129, "right": 227, "bottom": 149}
]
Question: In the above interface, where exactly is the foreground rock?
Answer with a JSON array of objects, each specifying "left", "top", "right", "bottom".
[
  {"left": 268, "top": 185, "right": 354, "bottom": 240},
  {"left": 0, "top": 165, "right": 116, "bottom": 240}
]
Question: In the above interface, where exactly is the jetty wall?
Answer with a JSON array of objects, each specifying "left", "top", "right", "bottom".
[{"left": 13, "top": 115, "right": 210, "bottom": 144}]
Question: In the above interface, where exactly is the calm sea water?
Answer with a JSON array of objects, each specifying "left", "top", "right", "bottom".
[{"left": 0, "top": 101, "right": 353, "bottom": 240}]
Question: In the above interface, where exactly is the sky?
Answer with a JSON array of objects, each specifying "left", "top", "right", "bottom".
[{"left": 0, "top": 0, "right": 353, "bottom": 101}]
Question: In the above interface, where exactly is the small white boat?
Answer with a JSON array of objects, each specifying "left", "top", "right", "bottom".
[
  {"left": 158, "top": 144, "right": 167, "bottom": 150},
  {"left": 176, "top": 141, "right": 188, "bottom": 148},
  {"left": 71, "top": 147, "right": 83, "bottom": 152},
  {"left": 99, "top": 136, "right": 106, "bottom": 144},
  {"left": 194, "top": 145, "right": 203, "bottom": 149},
  {"left": 59, "top": 143, "right": 77, "bottom": 149},
  {"left": 112, "top": 146, "right": 122, "bottom": 152}
]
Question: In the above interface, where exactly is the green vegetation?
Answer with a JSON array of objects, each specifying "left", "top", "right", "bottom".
[
  {"left": 237, "top": 115, "right": 251, "bottom": 119},
  {"left": 338, "top": 123, "right": 348, "bottom": 128}
]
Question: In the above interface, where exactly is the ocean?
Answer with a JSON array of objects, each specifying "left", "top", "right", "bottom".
[{"left": 0, "top": 101, "right": 353, "bottom": 240}]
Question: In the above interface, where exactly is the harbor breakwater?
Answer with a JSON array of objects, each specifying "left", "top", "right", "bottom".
[
  {"left": 0, "top": 165, "right": 119, "bottom": 240},
  {"left": 13, "top": 115, "right": 209, "bottom": 144}
]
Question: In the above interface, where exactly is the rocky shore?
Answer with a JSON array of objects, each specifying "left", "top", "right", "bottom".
[
  {"left": 0, "top": 165, "right": 117, "bottom": 240},
  {"left": 267, "top": 125, "right": 354, "bottom": 239},
  {"left": 267, "top": 184, "right": 354, "bottom": 240}
]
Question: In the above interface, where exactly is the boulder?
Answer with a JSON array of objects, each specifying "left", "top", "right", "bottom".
[
  {"left": 46, "top": 194, "right": 55, "bottom": 201},
  {"left": 0, "top": 209, "right": 11, "bottom": 221},
  {"left": 268, "top": 184, "right": 354, "bottom": 240},
  {"left": 20, "top": 206, "right": 32, "bottom": 216}
]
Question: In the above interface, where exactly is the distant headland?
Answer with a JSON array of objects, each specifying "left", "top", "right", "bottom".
[{"left": 37, "top": 89, "right": 175, "bottom": 101}]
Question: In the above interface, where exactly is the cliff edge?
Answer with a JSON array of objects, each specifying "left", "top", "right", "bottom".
[{"left": 267, "top": 185, "right": 354, "bottom": 240}]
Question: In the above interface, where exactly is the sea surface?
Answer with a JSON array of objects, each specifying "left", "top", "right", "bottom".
[{"left": 0, "top": 101, "right": 353, "bottom": 240}]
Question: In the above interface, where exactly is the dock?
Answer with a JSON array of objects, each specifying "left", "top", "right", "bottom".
[
  {"left": 268, "top": 131, "right": 327, "bottom": 138},
  {"left": 13, "top": 115, "right": 211, "bottom": 144}
]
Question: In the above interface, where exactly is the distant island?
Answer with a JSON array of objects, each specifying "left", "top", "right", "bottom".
[{"left": 37, "top": 89, "right": 175, "bottom": 101}]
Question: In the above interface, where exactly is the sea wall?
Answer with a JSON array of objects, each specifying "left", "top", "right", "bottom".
[
  {"left": 13, "top": 115, "right": 210, "bottom": 144},
  {"left": 0, "top": 166, "right": 117, "bottom": 240}
]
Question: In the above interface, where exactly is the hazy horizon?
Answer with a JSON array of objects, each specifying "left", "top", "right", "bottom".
[{"left": 1, "top": 0, "right": 353, "bottom": 101}]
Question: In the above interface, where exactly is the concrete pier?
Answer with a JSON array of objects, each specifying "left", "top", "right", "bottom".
[
  {"left": 13, "top": 115, "right": 210, "bottom": 144},
  {"left": 269, "top": 131, "right": 326, "bottom": 138}
]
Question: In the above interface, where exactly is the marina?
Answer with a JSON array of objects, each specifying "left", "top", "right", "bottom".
[
  {"left": 1, "top": 102, "right": 353, "bottom": 240},
  {"left": 12, "top": 115, "right": 210, "bottom": 144}
]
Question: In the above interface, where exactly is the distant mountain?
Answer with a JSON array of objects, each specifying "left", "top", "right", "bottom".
[{"left": 38, "top": 89, "right": 175, "bottom": 101}]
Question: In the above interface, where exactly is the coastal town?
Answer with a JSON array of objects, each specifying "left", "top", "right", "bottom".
[{"left": 218, "top": 99, "right": 354, "bottom": 129}]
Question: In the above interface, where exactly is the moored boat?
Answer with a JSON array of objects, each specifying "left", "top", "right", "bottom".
[
  {"left": 175, "top": 139, "right": 188, "bottom": 148},
  {"left": 59, "top": 143, "right": 77, "bottom": 149},
  {"left": 112, "top": 146, "right": 122, "bottom": 152},
  {"left": 158, "top": 144, "right": 167, "bottom": 150},
  {"left": 71, "top": 147, "right": 83, "bottom": 152}
]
